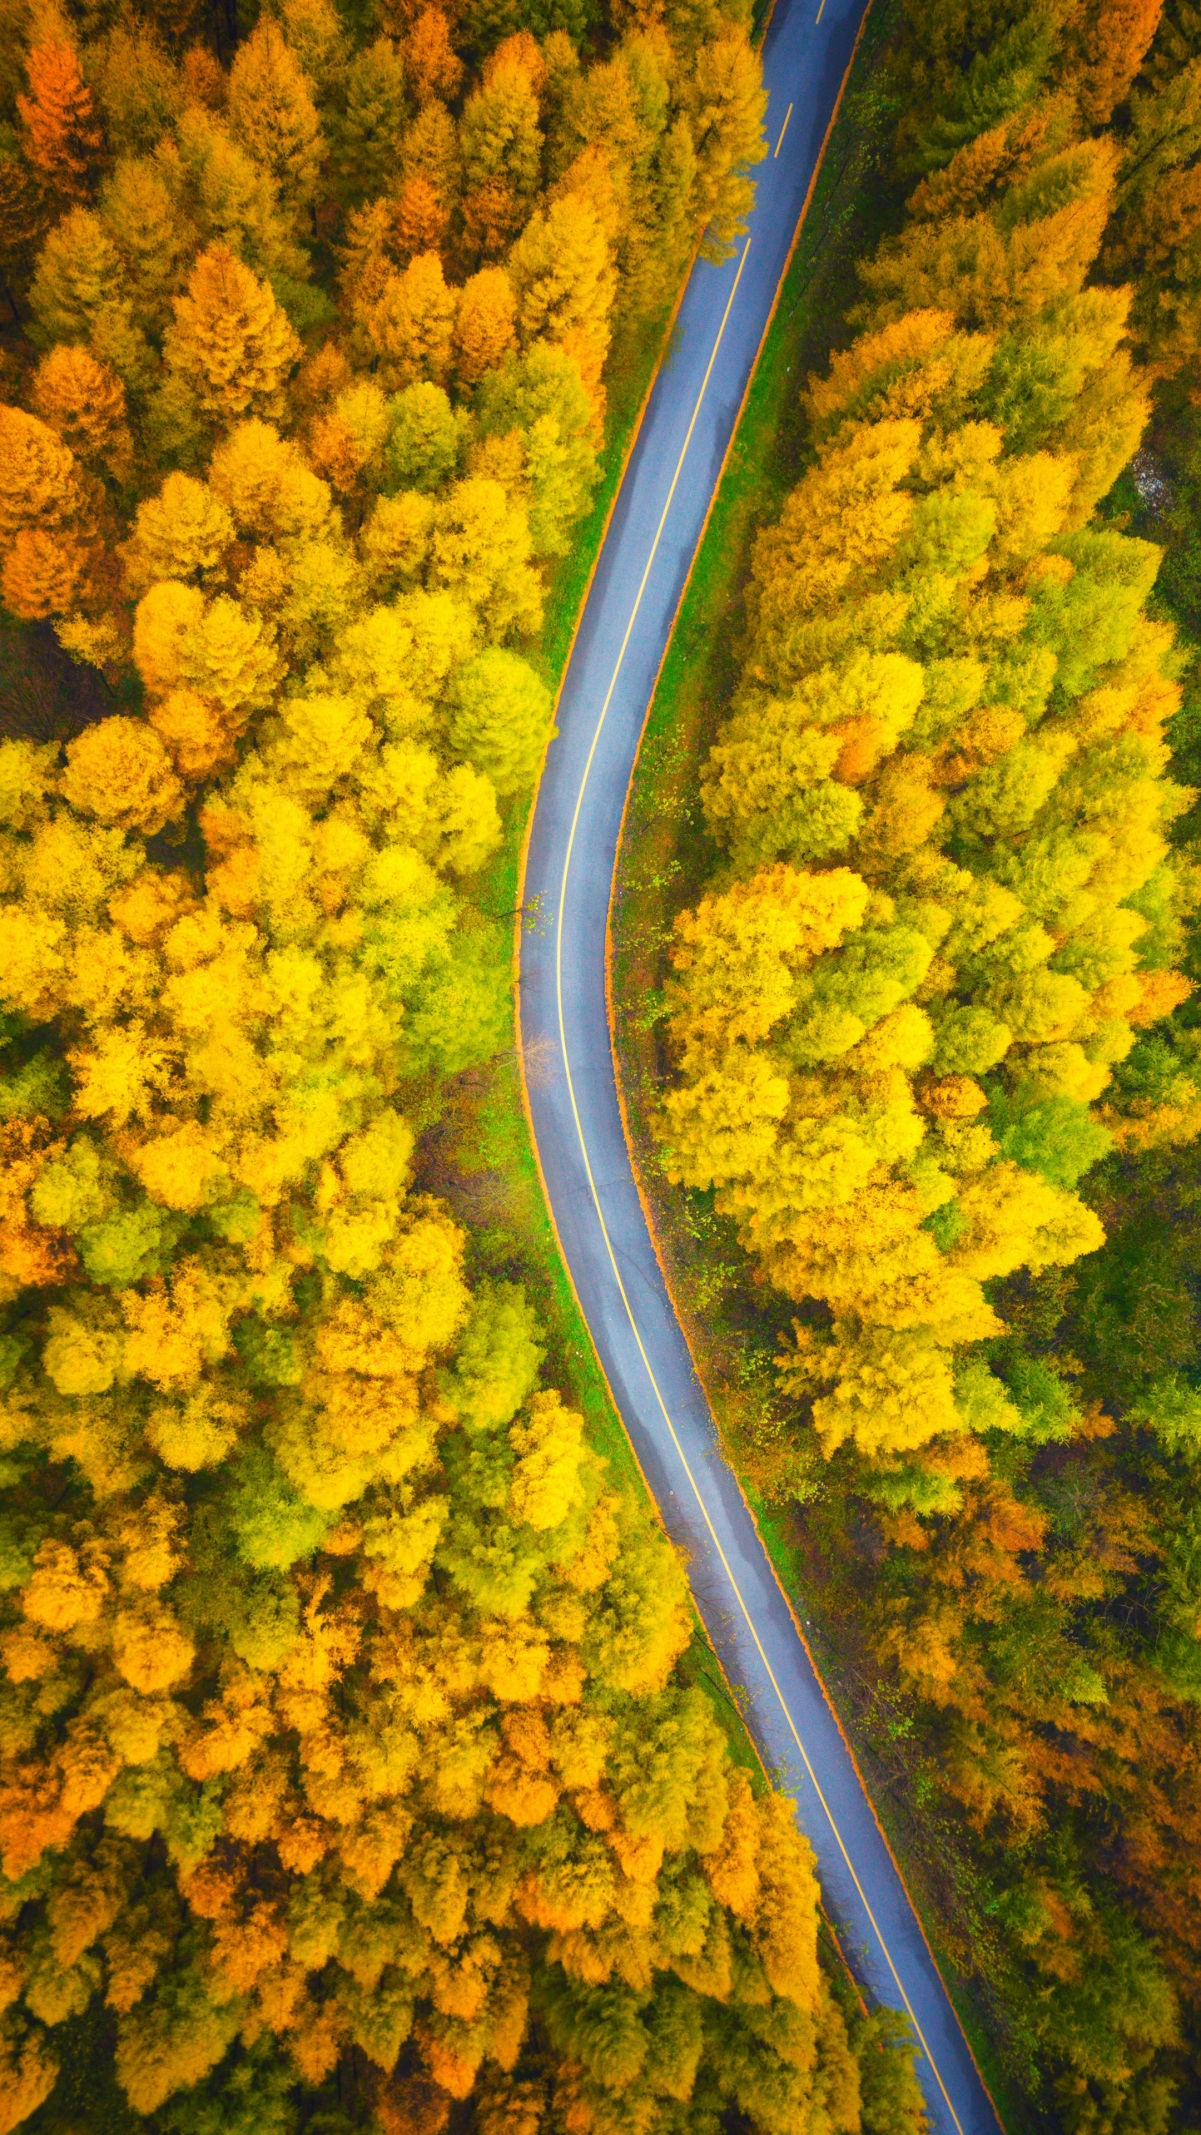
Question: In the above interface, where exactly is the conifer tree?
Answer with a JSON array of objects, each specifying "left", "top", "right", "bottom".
[
  {"left": 92, "top": 18, "right": 185, "bottom": 157},
  {"left": 226, "top": 16, "right": 325, "bottom": 213},
  {"left": 685, "top": 28, "right": 767, "bottom": 259},
  {"left": 405, "top": 6, "right": 463, "bottom": 107},
  {"left": 393, "top": 172, "right": 449, "bottom": 259},
  {"left": 27, "top": 209, "right": 146, "bottom": 386},
  {"left": 124, "top": 471, "right": 236, "bottom": 589},
  {"left": 453, "top": 262, "right": 517, "bottom": 383},
  {"left": 0, "top": 405, "right": 84, "bottom": 546},
  {"left": 276, "top": 0, "right": 349, "bottom": 97},
  {"left": 18, "top": 37, "right": 105, "bottom": 200},
  {"left": 459, "top": 49, "right": 543, "bottom": 260},
  {"left": 507, "top": 191, "right": 615, "bottom": 398},
  {"left": 401, "top": 95, "right": 462, "bottom": 210},
  {"left": 1062, "top": 0, "right": 1164, "bottom": 125},
  {"left": 368, "top": 250, "right": 457, "bottom": 387},
  {"left": 173, "top": 104, "right": 309, "bottom": 285},
  {"left": 98, "top": 155, "right": 194, "bottom": 333},
  {"left": 30, "top": 346, "right": 132, "bottom": 477},
  {"left": 446, "top": 645, "right": 554, "bottom": 790},
  {"left": 1, "top": 526, "right": 85, "bottom": 620},
  {"left": 475, "top": 342, "right": 597, "bottom": 553},
  {"left": 164, "top": 244, "right": 302, "bottom": 423},
  {"left": 334, "top": 34, "right": 410, "bottom": 204}
]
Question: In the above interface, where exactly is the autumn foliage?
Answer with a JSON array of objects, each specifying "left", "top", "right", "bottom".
[
  {"left": 643, "top": 0, "right": 1201, "bottom": 2124},
  {"left": 0, "top": 0, "right": 897, "bottom": 2130}
]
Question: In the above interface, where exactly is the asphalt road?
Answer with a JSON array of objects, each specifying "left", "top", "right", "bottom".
[{"left": 517, "top": 4, "right": 1007, "bottom": 2129}]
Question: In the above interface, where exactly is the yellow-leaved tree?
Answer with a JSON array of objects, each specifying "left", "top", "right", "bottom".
[{"left": 0, "top": 3, "right": 918, "bottom": 2128}]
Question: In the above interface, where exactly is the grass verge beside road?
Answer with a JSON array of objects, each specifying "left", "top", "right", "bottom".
[
  {"left": 414, "top": 294, "right": 771, "bottom": 1790},
  {"left": 609, "top": 3, "right": 1031, "bottom": 2122}
]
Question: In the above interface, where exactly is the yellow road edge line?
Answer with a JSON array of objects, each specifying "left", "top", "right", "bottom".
[
  {"left": 607, "top": 1, "right": 1004, "bottom": 2119},
  {"left": 549, "top": 204, "right": 972, "bottom": 2135},
  {"left": 553, "top": 234, "right": 753, "bottom": 845},
  {"left": 557, "top": 898, "right": 968, "bottom": 2117},
  {"left": 514, "top": 3, "right": 1005, "bottom": 2122}
]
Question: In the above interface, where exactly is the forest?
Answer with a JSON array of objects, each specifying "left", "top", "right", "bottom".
[
  {"left": 0, "top": 0, "right": 935, "bottom": 2128},
  {"left": 642, "top": 0, "right": 1201, "bottom": 2124}
]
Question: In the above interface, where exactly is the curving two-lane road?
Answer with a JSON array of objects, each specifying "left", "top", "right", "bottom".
[{"left": 517, "top": 4, "right": 1006, "bottom": 2130}]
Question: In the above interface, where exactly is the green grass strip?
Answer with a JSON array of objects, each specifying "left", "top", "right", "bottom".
[{"left": 607, "top": 5, "right": 1030, "bottom": 2121}]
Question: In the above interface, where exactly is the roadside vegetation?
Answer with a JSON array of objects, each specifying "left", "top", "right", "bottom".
[
  {"left": 0, "top": 0, "right": 940, "bottom": 2128},
  {"left": 616, "top": 0, "right": 1201, "bottom": 2125}
]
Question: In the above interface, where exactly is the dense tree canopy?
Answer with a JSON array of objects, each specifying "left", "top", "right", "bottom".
[
  {"left": 0, "top": 0, "right": 897, "bottom": 2131},
  {"left": 648, "top": 0, "right": 1201, "bottom": 2123}
]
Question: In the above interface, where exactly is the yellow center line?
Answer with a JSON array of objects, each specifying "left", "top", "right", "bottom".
[
  {"left": 774, "top": 101, "right": 794, "bottom": 156},
  {"left": 548, "top": 240, "right": 971, "bottom": 2135},
  {"left": 816, "top": 0, "right": 827, "bottom": 20}
]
